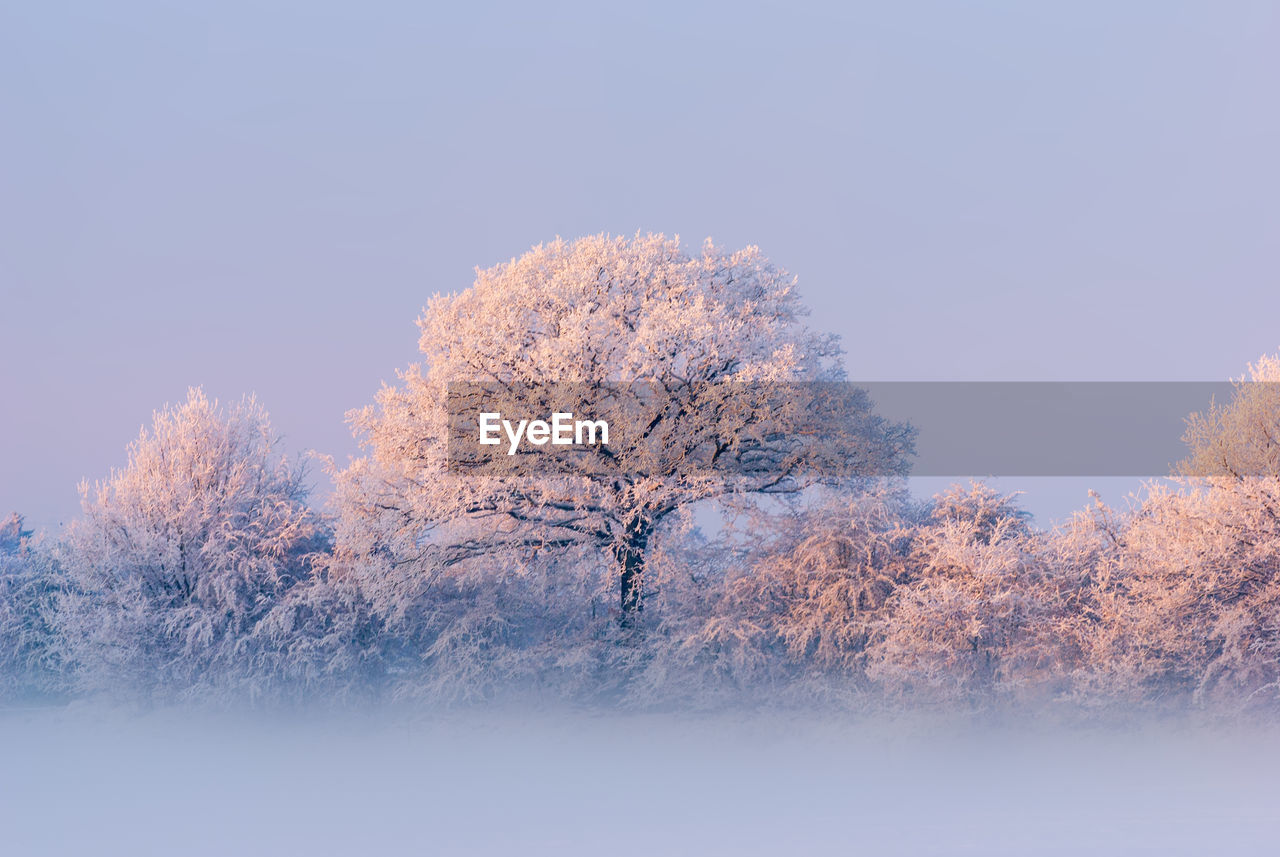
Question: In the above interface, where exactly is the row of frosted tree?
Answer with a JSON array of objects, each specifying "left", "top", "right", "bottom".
[{"left": 4, "top": 235, "right": 1280, "bottom": 714}]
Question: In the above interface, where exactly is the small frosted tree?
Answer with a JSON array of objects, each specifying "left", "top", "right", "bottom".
[
  {"left": 0, "top": 512, "right": 27, "bottom": 553},
  {"left": 864, "top": 484, "right": 1053, "bottom": 707},
  {"left": 337, "top": 234, "right": 912, "bottom": 627},
  {"left": 692, "top": 490, "right": 916, "bottom": 685},
  {"left": 1068, "top": 355, "right": 1280, "bottom": 710},
  {"left": 58, "top": 389, "right": 328, "bottom": 700},
  {"left": 0, "top": 514, "right": 65, "bottom": 701},
  {"left": 1180, "top": 354, "right": 1280, "bottom": 485}
]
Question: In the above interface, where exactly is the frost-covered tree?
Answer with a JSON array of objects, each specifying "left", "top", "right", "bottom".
[
  {"left": 864, "top": 484, "right": 1055, "bottom": 707},
  {"left": 1181, "top": 354, "right": 1280, "bottom": 484},
  {"left": 1067, "top": 356, "right": 1280, "bottom": 711},
  {"left": 1065, "top": 481, "right": 1280, "bottom": 710},
  {"left": 679, "top": 490, "right": 917, "bottom": 689},
  {"left": 57, "top": 389, "right": 329, "bottom": 701},
  {"left": 0, "top": 512, "right": 28, "bottom": 553},
  {"left": 630, "top": 484, "right": 1075, "bottom": 711},
  {"left": 338, "top": 234, "right": 913, "bottom": 627},
  {"left": 252, "top": 567, "right": 388, "bottom": 703},
  {"left": 0, "top": 514, "right": 65, "bottom": 701}
]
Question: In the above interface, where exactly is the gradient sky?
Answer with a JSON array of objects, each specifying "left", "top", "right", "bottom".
[{"left": 2, "top": 1, "right": 1278, "bottom": 530}]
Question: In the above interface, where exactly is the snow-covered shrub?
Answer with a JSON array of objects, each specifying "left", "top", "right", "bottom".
[
  {"left": 630, "top": 490, "right": 918, "bottom": 707},
  {"left": 251, "top": 562, "right": 388, "bottom": 704},
  {"left": 0, "top": 514, "right": 66, "bottom": 702},
  {"left": 863, "top": 484, "right": 1067, "bottom": 709},
  {"left": 56, "top": 389, "right": 329, "bottom": 703},
  {"left": 1063, "top": 357, "right": 1280, "bottom": 712},
  {"left": 1068, "top": 481, "right": 1280, "bottom": 712}
]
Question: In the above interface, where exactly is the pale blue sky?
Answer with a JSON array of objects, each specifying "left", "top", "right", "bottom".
[{"left": 2, "top": 1, "right": 1278, "bottom": 529}]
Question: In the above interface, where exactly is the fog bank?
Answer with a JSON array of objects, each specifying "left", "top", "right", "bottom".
[{"left": 3, "top": 708, "right": 1277, "bottom": 856}]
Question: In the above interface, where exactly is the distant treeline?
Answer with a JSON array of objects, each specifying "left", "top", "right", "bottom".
[{"left": 4, "top": 235, "right": 1279, "bottom": 713}]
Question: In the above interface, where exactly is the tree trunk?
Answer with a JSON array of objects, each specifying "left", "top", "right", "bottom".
[{"left": 615, "top": 518, "right": 652, "bottom": 621}]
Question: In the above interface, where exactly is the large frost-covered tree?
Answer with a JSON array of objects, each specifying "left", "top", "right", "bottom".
[
  {"left": 338, "top": 234, "right": 912, "bottom": 622},
  {"left": 58, "top": 389, "right": 329, "bottom": 700}
]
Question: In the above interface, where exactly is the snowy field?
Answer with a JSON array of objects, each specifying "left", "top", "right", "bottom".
[{"left": 3, "top": 707, "right": 1279, "bottom": 856}]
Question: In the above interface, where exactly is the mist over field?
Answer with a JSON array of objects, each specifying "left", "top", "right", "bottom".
[{"left": 4, "top": 706, "right": 1279, "bottom": 857}]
